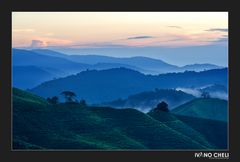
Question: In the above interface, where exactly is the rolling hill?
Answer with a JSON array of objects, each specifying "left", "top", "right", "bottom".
[
  {"left": 30, "top": 67, "right": 228, "bottom": 104},
  {"left": 13, "top": 88, "right": 227, "bottom": 150},
  {"left": 180, "top": 63, "right": 222, "bottom": 72},
  {"left": 147, "top": 110, "right": 227, "bottom": 149},
  {"left": 32, "top": 49, "right": 145, "bottom": 72},
  {"left": 13, "top": 49, "right": 90, "bottom": 73},
  {"left": 201, "top": 84, "right": 228, "bottom": 93},
  {"left": 12, "top": 49, "right": 145, "bottom": 89},
  {"left": 32, "top": 49, "right": 222, "bottom": 74},
  {"left": 12, "top": 65, "right": 67, "bottom": 89},
  {"left": 199, "top": 84, "right": 228, "bottom": 100},
  {"left": 12, "top": 49, "right": 225, "bottom": 90},
  {"left": 32, "top": 49, "right": 178, "bottom": 74},
  {"left": 174, "top": 115, "right": 228, "bottom": 149},
  {"left": 172, "top": 98, "right": 228, "bottom": 121},
  {"left": 102, "top": 89, "right": 195, "bottom": 112}
]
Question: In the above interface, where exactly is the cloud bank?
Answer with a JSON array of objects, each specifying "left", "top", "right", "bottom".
[
  {"left": 127, "top": 36, "right": 155, "bottom": 40},
  {"left": 205, "top": 28, "right": 228, "bottom": 32}
]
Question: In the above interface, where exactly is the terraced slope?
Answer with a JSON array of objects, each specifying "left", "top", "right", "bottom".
[
  {"left": 172, "top": 98, "right": 228, "bottom": 121},
  {"left": 13, "top": 88, "right": 225, "bottom": 150}
]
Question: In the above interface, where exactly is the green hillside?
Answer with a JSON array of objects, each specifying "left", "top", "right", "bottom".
[
  {"left": 172, "top": 98, "right": 228, "bottom": 121},
  {"left": 13, "top": 87, "right": 48, "bottom": 106},
  {"left": 174, "top": 115, "right": 228, "bottom": 149},
  {"left": 13, "top": 88, "right": 226, "bottom": 150},
  {"left": 148, "top": 110, "right": 227, "bottom": 149}
]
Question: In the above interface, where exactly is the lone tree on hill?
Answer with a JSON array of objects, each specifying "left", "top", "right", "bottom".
[
  {"left": 47, "top": 96, "right": 59, "bottom": 104},
  {"left": 60, "top": 91, "right": 77, "bottom": 103},
  {"left": 153, "top": 101, "right": 169, "bottom": 112}
]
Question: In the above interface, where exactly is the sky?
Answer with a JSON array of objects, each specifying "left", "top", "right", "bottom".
[{"left": 12, "top": 12, "right": 228, "bottom": 66}]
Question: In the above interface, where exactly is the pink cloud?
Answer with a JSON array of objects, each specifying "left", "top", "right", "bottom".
[
  {"left": 30, "top": 37, "right": 73, "bottom": 48},
  {"left": 30, "top": 40, "right": 47, "bottom": 48}
]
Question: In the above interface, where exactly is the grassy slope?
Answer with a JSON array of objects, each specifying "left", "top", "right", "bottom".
[
  {"left": 13, "top": 88, "right": 223, "bottom": 150},
  {"left": 90, "top": 107, "right": 210, "bottom": 149},
  {"left": 172, "top": 98, "right": 228, "bottom": 121},
  {"left": 174, "top": 115, "right": 228, "bottom": 149},
  {"left": 147, "top": 111, "right": 215, "bottom": 149}
]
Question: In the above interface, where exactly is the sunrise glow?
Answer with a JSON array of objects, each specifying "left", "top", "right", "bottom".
[{"left": 12, "top": 12, "right": 228, "bottom": 48}]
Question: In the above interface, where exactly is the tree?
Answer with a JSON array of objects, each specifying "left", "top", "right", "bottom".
[
  {"left": 201, "top": 91, "right": 210, "bottom": 98},
  {"left": 46, "top": 97, "right": 52, "bottom": 104},
  {"left": 153, "top": 101, "right": 169, "bottom": 112},
  {"left": 60, "top": 91, "right": 77, "bottom": 103},
  {"left": 79, "top": 99, "right": 87, "bottom": 106},
  {"left": 47, "top": 96, "right": 59, "bottom": 104}
]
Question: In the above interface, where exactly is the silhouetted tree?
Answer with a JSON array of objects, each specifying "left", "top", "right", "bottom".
[
  {"left": 46, "top": 97, "right": 51, "bottom": 103},
  {"left": 201, "top": 91, "right": 210, "bottom": 98},
  {"left": 79, "top": 99, "right": 87, "bottom": 106},
  {"left": 60, "top": 91, "right": 77, "bottom": 103},
  {"left": 153, "top": 101, "right": 169, "bottom": 112},
  {"left": 47, "top": 96, "right": 59, "bottom": 104}
]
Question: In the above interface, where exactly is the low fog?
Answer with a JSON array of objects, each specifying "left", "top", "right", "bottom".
[{"left": 176, "top": 84, "right": 228, "bottom": 100}]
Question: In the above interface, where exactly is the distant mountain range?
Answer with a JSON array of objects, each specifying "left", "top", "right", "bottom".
[
  {"left": 13, "top": 66, "right": 60, "bottom": 89},
  {"left": 32, "top": 49, "right": 223, "bottom": 74},
  {"left": 12, "top": 48, "right": 224, "bottom": 89},
  {"left": 13, "top": 88, "right": 227, "bottom": 150},
  {"left": 30, "top": 67, "right": 228, "bottom": 104},
  {"left": 13, "top": 49, "right": 89, "bottom": 73},
  {"left": 180, "top": 63, "right": 222, "bottom": 71},
  {"left": 101, "top": 89, "right": 196, "bottom": 112}
]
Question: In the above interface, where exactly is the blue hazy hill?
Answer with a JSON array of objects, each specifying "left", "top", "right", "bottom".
[
  {"left": 30, "top": 67, "right": 228, "bottom": 104},
  {"left": 32, "top": 49, "right": 146, "bottom": 72},
  {"left": 32, "top": 49, "right": 178, "bottom": 74},
  {"left": 13, "top": 66, "right": 60, "bottom": 89},
  {"left": 32, "top": 49, "right": 67, "bottom": 58},
  {"left": 180, "top": 63, "right": 223, "bottom": 72},
  {"left": 32, "top": 49, "right": 222, "bottom": 74},
  {"left": 12, "top": 49, "right": 90, "bottom": 73},
  {"left": 12, "top": 49, "right": 93, "bottom": 89},
  {"left": 42, "top": 45, "right": 227, "bottom": 66},
  {"left": 199, "top": 84, "right": 228, "bottom": 100},
  {"left": 201, "top": 84, "right": 228, "bottom": 93},
  {"left": 13, "top": 49, "right": 144, "bottom": 89}
]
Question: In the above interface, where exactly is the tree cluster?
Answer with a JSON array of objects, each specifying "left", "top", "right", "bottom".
[{"left": 46, "top": 91, "right": 87, "bottom": 106}]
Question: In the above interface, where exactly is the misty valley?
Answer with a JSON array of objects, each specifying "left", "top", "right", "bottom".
[{"left": 12, "top": 48, "right": 228, "bottom": 150}]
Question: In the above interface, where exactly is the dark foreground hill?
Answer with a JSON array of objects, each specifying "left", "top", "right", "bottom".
[
  {"left": 148, "top": 110, "right": 227, "bottom": 149},
  {"left": 172, "top": 98, "right": 228, "bottom": 121},
  {"left": 30, "top": 67, "right": 227, "bottom": 104},
  {"left": 13, "top": 88, "right": 227, "bottom": 150},
  {"left": 173, "top": 115, "right": 228, "bottom": 149}
]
